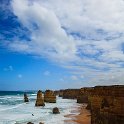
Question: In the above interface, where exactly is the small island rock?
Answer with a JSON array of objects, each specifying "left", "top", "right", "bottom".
[
  {"left": 53, "top": 107, "right": 60, "bottom": 114},
  {"left": 24, "top": 93, "right": 29, "bottom": 102},
  {"left": 39, "top": 122, "right": 44, "bottom": 124},
  {"left": 27, "top": 122, "right": 34, "bottom": 124}
]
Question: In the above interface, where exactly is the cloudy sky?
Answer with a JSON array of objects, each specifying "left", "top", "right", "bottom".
[{"left": 0, "top": 0, "right": 124, "bottom": 90}]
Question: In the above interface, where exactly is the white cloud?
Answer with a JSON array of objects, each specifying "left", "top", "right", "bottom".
[
  {"left": 5, "top": 0, "right": 124, "bottom": 85},
  {"left": 18, "top": 74, "right": 22, "bottom": 78},
  {"left": 71, "top": 75, "right": 78, "bottom": 80},
  {"left": 10, "top": 0, "right": 77, "bottom": 63}
]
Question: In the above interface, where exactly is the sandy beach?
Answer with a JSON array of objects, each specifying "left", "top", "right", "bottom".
[{"left": 65, "top": 104, "right": 91, "bottom": 124}]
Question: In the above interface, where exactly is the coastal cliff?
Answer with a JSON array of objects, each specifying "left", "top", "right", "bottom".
[
  {"left": 62, "top": 89, "right": 80, "bottom": 99},
  {"left": 44, "top": 90, "right": 56, "bottom": 103},
  {"left": 58, "top": 90, "right": 64, "bottom": 97},
  {"left": 88, "top": 85, "right": 124, "bottom": 124},
  {"left": 56, "top": 85, "right": 124, "bottom": 124},
  {"left": 77, "top": 88, "right": 91, "bottom": 103},
  {"left": 56, "top": 88, "right": 89, "bottom": 103}
]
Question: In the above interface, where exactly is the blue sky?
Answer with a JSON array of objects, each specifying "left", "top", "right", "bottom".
[{"left": 0, "top": 0, "right": 124, "bottom": 90}]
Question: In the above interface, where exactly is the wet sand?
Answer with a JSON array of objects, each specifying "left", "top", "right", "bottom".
[{"left": 64, "top": 104, "right": 91, "bottom": 124}]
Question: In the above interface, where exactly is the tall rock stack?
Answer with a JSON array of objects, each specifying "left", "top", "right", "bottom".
[
  {"left": 88, "top": 85, "right": 124, "bottom": 124},
  {"left": 24, "top": 93, "right": 29, "bottom": 102},
  {"left": 35, "top": 90, "right": 45, "bottom": 106},
  {"left": 44, "top": 90, "right": 56, "bottom": 103}
]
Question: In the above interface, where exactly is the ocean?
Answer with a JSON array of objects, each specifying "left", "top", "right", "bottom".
[{"left": 0, "top": 91, "right": 80, "bottom": 124}]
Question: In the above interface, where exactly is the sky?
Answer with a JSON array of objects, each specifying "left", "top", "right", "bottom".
[{"left": 0, "top": 0, "right": 124, "bottom": 90}]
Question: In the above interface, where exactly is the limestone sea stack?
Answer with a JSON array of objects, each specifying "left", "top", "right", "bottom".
[
  {"left": 24, "top": 93, "right": 29, "bottom": 102},
  {"left": 35, "top": 90, "right": 45, "bottom": 106},
  {"left": 27, "top": 122, "right": 34, "bottom": 124},
  {"left": 53, "top": 107, "right": 60, "bottom": 114},
  {"left": 39, "top": 122, "right": 44, "bottom": 124},
  {"left": 44, "top": 90, "right": 56, "bottom": 103}
]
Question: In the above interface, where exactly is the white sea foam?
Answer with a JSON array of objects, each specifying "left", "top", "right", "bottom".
[
  {"left": 30, "top": 94, "right": 37, "bottom": 96},
  {"left": 0, "top": 95, "right": 80, "bottom": 124}
]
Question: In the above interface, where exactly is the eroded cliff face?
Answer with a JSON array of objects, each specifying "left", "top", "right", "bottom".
[
  {"left": 77, "top": 88, "right": 91, "bottom": 103},
  {"left": 44, "top": 90, "right": 56, "bottom": 103},
  {"left": 88, "top": 85, "right": 124, "bottom": 124},
  {"left": 54, "top": 90, "right": 59, "bottom": 96},
  {"left": 35, "top": 90, "right": 45, "bottom": 106},
  {"left": 58, "top": 90, "right": 64, "bottom": 97},
  {"left": 55, "top": 85, "right": 124, "bottom": 124},
  {"left": 54, "top": 90, "right": 64, "bottom": 97},
  {"left": 62, "top": 89, "right": 80, "bottom": 99}
]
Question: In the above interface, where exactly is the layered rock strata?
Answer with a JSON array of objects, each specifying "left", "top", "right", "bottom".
[
  {"left": 58, "top": 90, "right": 64, "bottom": 97},
  {"left": 88, "top": 85, "right": 124, "bottom": 124},
  {"left": 54, "top": 90, "right": 59, "bottom": 96},
  {"left": 35, "top": 90, "right": 45, "bottom": 106},
  {"left": 44, "top": 90, "right": 56, "bottom": 103},
  {"left": 77, "top": 88, "right": 90, "bottom": 103},
  {"left": 62, "top": 89, "right": 80, "bottom": 99}
]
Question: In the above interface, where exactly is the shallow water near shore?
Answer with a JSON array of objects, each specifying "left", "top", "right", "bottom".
[{"left": 0, "top": 91, "right": 80, "bottom": 124}]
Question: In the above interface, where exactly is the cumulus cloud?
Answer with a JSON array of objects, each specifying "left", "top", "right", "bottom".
[
  {"left": 3, "top": 0, "right": 124, "bottom": 85},
  {"left": 10, "top": 0, "right": 77, "bottom": 63}
]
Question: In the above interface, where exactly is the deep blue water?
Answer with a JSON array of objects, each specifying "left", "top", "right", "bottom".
[
  {"left": 0, "top": 91, "right": 37, "bottom": 105},
  {"left": 0, "top": 91, "right": 35, "bottom": 96}
]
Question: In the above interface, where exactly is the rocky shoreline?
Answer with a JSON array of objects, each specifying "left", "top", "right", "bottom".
[
  {"left": 25, "top": 85, "right": 124, "bottom": 124},
  {"left": 55, "top": 85, "right": 124, "bottom": 124}
]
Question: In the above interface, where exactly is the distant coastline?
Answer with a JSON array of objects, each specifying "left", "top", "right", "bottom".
[
  {"left": 56, "top": 85, "right": 124, "bottom": 124},
  {"left": 0, "top": 85, "right": 123, "bottom": 124}
]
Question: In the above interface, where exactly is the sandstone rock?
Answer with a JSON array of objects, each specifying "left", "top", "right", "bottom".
[
  {"left": 77, "top": 88, "right": 89, "bottom": 103},
  {"left": 58, "top": 90, "right": 64, "bottom": 97},
  {"left": 54, "top": 90, "right": 59, "bottom": 96},
  {"left": 39, "top": 122, "right": 44, "bottom": 124},
  {"left": 44, "top": 90, "right": 56, "bottom": 103},
  {"left": 53, "top": 107, "right": 60, "bottom": 114},
  {"left": 24, "top": 93, "right": 29, "bottom": 102},
  {"left": 86, "top": 101, "right": 91, "bottom": 110},
  {"left": 35, "top": 90, "right": 45, "bottom": 106},
  {"left": 62, "top": 89, "right": 80, "bottom": 99},
  {"left": 88, "top": 85, "right": 124, "bottom": 124},
  {"left": 27, "top": 122, "right": 34, "bottom": 124}
]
